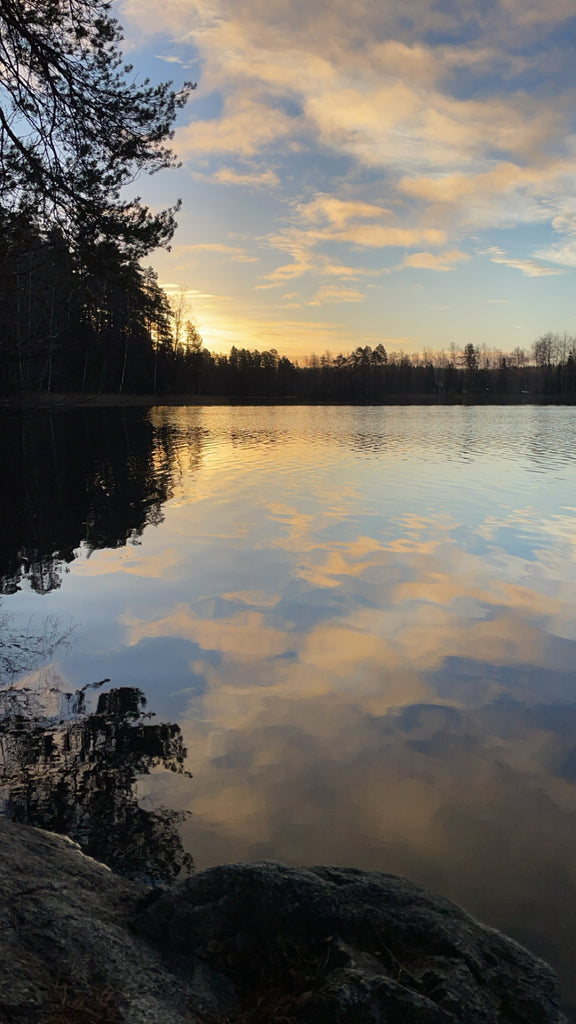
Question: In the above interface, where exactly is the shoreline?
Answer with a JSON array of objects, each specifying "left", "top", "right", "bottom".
[
  {"left": 0, "top": 819, "right": 567, "bottom": 1024},
  {"left": 2, "top": 390, "right": 575, "bottom": 411}
]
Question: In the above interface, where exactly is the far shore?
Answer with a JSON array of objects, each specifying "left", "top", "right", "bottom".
[{"left": 2, "top": 390, "right": 575, "bottom": 412}]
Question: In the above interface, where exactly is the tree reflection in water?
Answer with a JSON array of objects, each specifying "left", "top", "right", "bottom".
[
  {"left": 0, "top": 679, "right": 194, "bottom": 882},
  {"left": 0, "top": 408, "right": 180, "bottom": 595}
]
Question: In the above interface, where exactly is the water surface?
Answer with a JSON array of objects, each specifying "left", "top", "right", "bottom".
[{"left": 2, "top": 404, "right": 576, "bottom": 1009}]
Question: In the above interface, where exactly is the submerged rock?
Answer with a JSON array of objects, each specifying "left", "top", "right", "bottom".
[{"left": 0, "top": 819, "right": 567, "bottom": 1024}]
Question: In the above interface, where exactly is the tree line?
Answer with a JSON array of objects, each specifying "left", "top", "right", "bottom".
[
  {"left": 39, "top": 329, "right": 574, "bottom": 401},
  {"left": 3, "top": 240, "right": 576, "bottom": 401},
  {"left": 191, "top": 334, "right": 576, "bottom": 401}
]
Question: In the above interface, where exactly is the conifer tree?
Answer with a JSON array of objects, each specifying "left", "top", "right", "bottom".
[{"left": 0, "top": 0, "right": 194, "bottom": 258}]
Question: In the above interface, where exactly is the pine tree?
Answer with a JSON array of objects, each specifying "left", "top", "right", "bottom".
[{"left": 0, "top": 0, "right": 194, "bottom": 258}]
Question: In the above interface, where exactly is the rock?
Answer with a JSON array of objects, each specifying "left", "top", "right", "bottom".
[
  {"left": 0, "top": 819, "right": 229, "bottom": 1024},
  {"left": 134, "top": 861, "right": 567, "bottom": 1024},
  {"left": 0, "top": 819, "right": 567, "bottom": 1024}
]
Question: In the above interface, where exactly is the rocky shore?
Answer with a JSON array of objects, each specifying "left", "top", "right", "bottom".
[{"left": 0, "top": 819, "right": 567, "bottom": 1023}]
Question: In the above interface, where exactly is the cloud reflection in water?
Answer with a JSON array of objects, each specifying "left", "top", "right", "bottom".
[
  {"left": 120, "top": 410, "right": 576, "bottom": 1005},
  {"left": 7, "top": 405, "right": 576, "bottom": 1007}
]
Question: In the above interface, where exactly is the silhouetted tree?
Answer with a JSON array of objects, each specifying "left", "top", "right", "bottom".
[
  {"left": 0, "top": 0, "right": 194, "bottom": 259},
  {"left": 0, "top": 0, "right": 196, "bottom": 393},
  {"left": 463, "top": 343, "right": 479, "bottom": 390}
]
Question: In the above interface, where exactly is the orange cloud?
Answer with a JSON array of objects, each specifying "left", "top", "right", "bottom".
[
  {"left": 123, "top": 603, "right": 292, "bottom": 660},
  {"left": 119, "top": 0, "right": 576, "bottom": 345},
  {"left": 298, "top": 194, "right": 389, "bottom": 228},
  {"left": 176, "top": 95, "right": 294, "bottom": 157},
  {"left": 211, "top": 167, "right": 281, "bottom": 188},
  {"left": 173, "top": 243, "right": 259, "bottom": 262},
  {"left": 308, "top": 284, "right": 365, "bottom": 306},
  {"left": 401, "top": 249, "right": 470, "bottom": 271}
]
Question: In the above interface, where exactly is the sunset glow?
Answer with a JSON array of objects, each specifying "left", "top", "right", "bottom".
[{"left": 119, "top": 0, "right": 576, "bottom": 358}]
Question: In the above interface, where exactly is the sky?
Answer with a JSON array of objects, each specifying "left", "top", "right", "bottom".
[{"left": 118, "top": 0, "right": 576, "bottom": 360}]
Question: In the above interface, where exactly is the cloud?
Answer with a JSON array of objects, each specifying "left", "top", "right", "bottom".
[
  {"left": 276, "top": 195, "right": 447, "bottom": 254},
  {"left": 400, "top": 249, "right": 470, "bottom": 272},
  {"left": 124, "top": 603, "right": 292, "bottom": 660},
  {"left": 398, "top": 159, "right": 576, "bottom": 232},
  {"left": 176, "top": 94, "right": 294, "bottom": 157},
  {"left": 127, "top": 0, "right": 574, "bottom": 191},
  {"left": 257, "top": 210, "right": 448, "bottom": 291},
  {"left": 481, "top": 246, "right": 565, "bottom": 277},
  {"left": 210, "top": 167, "right": 281, "bottom": 188},
  {"left": 308, "top": 284, "right": 365, "bottom": 306},
  {"left": 262, "top": 203, "right": 448, "bottom": 281},
  {"left": 495, "top": 258, "right": 564, "bottom": 278},
  {"left": 159, "top": 284, "right": 224, "bottom": 301},
  {"left": 154, "top": 53, "right": 188, "bottom": 65},
  {"left": 298, "top": 194, "right": 389, "bottom": 228},
  {"left": 174, "top": 243, "right": 259, "bottom": 262},
  {"left": 259, "top": 255, "right": 382, "bottom": 289},
  {"left": 73, "top": 546, "right": 184, "bottom": 580},
  {"left": 120, "top": 0, "right": 576, "bottom": 345},
  {"left": 532, "top": 242, "right": 576, "bottom": 268},
  {"left": 122, "top": 488, "right": 576, "bottom": 904},
  {"left": 332, "top": 225, "right": 447, "bottom": 248},
  {"left": 498, "top": 0, "right": 576, "bottom": 27},
  {"left": 321, "top": 264, "right": 380, "bottom": 280},
  {"left": 257, "top": 261, "right": 312, "bottom": 288},
  {"left": 401, "top": 160, "right": 575, "bottom": 202},
  {"left": 122, "top": 0, "right": 576, "bottom": 45}
]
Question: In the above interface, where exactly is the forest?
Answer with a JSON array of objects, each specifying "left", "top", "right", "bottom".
[
  {"left": 2, "top": 246, "right": 576, "bottom": 402},
  {"left": 0, "top": 2, "right": 575, "bottom": 403},
  {"left": 0, "top": 0, "right": 192, "bottom": 396}
]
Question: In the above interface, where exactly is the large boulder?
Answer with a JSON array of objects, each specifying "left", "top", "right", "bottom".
[
  {"left": 0, "top": 819, "right": 567, "bottom": 1024},
  {"left": 0, "top": 819, "right": 224, "bottom": 1024},
  {"left": 134, "top": 861, "right": 567, "bottom": 1024}
]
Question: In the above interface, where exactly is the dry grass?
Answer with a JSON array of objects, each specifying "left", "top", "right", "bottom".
[{"left": 41, "top": 985, "right": 123, "bottom": 1024}]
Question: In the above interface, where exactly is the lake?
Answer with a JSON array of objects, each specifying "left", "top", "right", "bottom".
[{"left": 1, "top": 403, "right": 576, "bottom": 1011}]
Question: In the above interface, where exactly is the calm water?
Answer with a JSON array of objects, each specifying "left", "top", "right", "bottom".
[{"left": 2, "top": 404, "right": 576, "bottom": 1009}]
